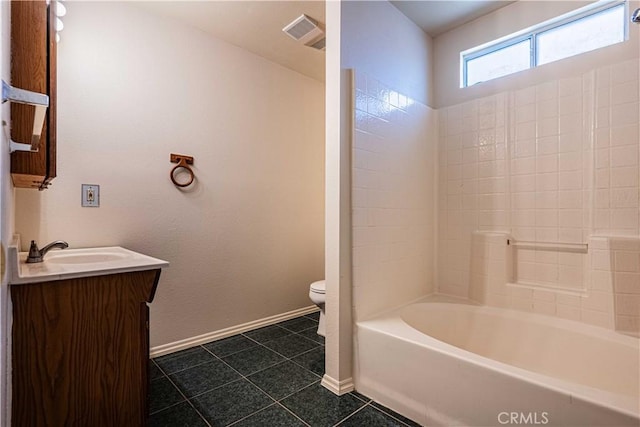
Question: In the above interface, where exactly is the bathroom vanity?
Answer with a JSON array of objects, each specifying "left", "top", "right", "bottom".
[{"left": 8, "top": 244, "right": 168, "bottom": 426}]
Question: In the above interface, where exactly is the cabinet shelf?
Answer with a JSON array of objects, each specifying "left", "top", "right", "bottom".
[{"left": 2, "top": 80, "right": 49, "bottom": 153}]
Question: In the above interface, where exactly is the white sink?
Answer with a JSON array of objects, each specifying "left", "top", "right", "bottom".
[
  {"left": 46, "top": 252, "right": 128, "bottom": 265},
  {"left": 8, "top": 238, "right": 169, "bottom": 285}
]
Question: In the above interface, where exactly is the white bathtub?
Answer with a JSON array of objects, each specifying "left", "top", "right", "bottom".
[{"left": 355, "top": 296, "right": 640, "bottom": 426}]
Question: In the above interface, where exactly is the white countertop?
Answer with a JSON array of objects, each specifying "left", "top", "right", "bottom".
[{"left": 8, "top": 240, "right": 169, "bottom": 285}]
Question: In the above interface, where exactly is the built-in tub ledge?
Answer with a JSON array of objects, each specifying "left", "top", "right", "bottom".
[{"left": 8, "top": 235, "right": 169, "bottom": 285}]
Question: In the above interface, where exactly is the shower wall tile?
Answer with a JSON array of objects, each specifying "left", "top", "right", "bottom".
[
  {"left": 438, "top": 94, "right": 507, "bottom": 297},
  {"left": 593, "top": 59, "right": 640, "bottom": 237},
  {"left": 438, "top": 58, "right": 640, "bottom": 334},
  {"left": 351, "top": 70, "right": 437, "bottom": 321},
  {"left": 610, "top": 237, "right": 640, "bottom": 335}
]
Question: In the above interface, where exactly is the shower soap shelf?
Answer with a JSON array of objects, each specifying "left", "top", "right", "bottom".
[{"left": 507, "top": 239, "right": 588, "bottom": 253}]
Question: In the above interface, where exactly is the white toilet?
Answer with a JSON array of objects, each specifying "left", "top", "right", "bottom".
[{"left": 308, "top": 280, "right": 326, "bottom": 337}]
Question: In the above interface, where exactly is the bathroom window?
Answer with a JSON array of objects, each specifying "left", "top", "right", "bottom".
[
  {"left": 465, "top": 38, "right": 532, "bottom": 87},
  {"left": 461, "top": 1, "right": 627, "bottom": 87}
]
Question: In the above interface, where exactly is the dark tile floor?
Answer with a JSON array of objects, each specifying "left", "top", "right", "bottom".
[{"left": 150, "top": 312, "right": 422, "bottom": 427}]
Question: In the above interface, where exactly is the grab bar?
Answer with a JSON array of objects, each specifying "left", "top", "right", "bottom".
[
  {"left": 507, "top": 239, "right": 588, "bottom": 253},
  {"left": 2, "top": 80, "right": 49, "bottom": 153}
]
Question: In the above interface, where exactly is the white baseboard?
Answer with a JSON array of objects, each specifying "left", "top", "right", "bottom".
[
  {"left": 321, "top": 374, "right": 355, "bottom": 395},
  {"left": 150, "top": 305, "right": 319, "bottom": 358}
]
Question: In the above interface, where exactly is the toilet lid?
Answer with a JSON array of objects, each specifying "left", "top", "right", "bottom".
[{"left": 310, "top": 280, "right": 325, "bottom": 294}]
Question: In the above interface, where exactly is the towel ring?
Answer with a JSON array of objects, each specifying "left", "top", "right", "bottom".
[{"left": 170, "top": 154, "right": 195, "bottom": 188}]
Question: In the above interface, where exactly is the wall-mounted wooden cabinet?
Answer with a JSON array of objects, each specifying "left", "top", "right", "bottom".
[{"left": 10, "top": 0, "right": 56, "bottom": 189}]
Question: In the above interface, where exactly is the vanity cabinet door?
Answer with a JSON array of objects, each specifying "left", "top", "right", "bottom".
[
  {"left": 10, "top": 0, "right": 57, "bottom": 189},
  {"left": 10, "top": 270, "right": 160, "bottom": 426}
]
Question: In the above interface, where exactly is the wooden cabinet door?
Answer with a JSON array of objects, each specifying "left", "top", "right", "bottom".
[
  {"left": 11, "top": 270, "right": 160, "bottom": 426},
  {"left": 10, "top": 0, "right": 57, "bottom": 189}
]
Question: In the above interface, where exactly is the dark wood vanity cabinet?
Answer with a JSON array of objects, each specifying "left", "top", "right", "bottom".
[
  {"left": 10, "top": 0, "right": 57, "bottom": 189},
  {"left": 11, "top": 270, "right": 161, "bottom": 426}
]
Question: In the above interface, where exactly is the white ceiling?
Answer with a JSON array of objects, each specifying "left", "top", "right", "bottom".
[
  {"left": 136, "top": 1, "right": 514, "bottom": 83},
  {"left": 136, "top": 1, "right": 326, "bottom": 82},
  {"left": 391, "top": 0, "right": 515, "bottom": 37}
]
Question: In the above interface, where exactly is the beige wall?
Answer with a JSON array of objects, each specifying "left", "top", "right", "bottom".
[
  {"left": 14, "top": 1, "right": 325, "bottom": 348},
  {"left": 434, "top": 1, "right": 640, "bottom": 108},
  {"left": 341, "top": 0, "right": 434, "bottom": 106}
]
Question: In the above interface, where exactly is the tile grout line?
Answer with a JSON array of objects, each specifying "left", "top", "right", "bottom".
[
  {"left": 198, "top": 329, "right": 326, "bottom": 425},
  {"left": 275, "top": 401, "right": 313, "bottom": 427},
  {"left": 177, "top": 377, "right": 246, "bottom": 403},
  {"left": 369, "top": 402, "right": 419, "bottom": 427},
  {"left": 198, "top": 345, "right": 282, "bottom": 422},
  {"left": 201, "top": 342, "right": 410, "bottom": 427},
  {"left": 275, "top": 380, "right": 323, "bottom": 426},
  {"left": 224, "top": 401, "right": 312, "bottom": 427},
  {"left": 292, "top": 326, "right": 325, "bottom": 345},
  {"left": 331, "top": 401, "right": 371, "bottom": 427},
  {"left": 211, "top": 350, "right": 323, "bottom": 427},
  {"left": 236, "top": 328, "right": 323, "bottom": 367},
  {"left": 242, "top": 323, "right": 291, "bottom": 339},
  {"left": 252, "top": 330, "right": 322, "bottom": 356},
  {"left": 154, "top": 354, "right": 264, "bottom": 421},
  {"left": 331, "top": 391, "right": 417, "bottom": 427},
  {"left": 200, "top": 345, "right": 272, "bottom": 390},
  {"left": 155, "top": 348, "right": 278, "bottom": 425},
  {"left": 272, "top": 379, "right": 323, "bottom": 403},
  {"left": 262, "top": 342, "right": 324, "bottom": 377},
  {"left": 349, "top": 393, "right": 371, "bottom": 404},
  {"left": 151, "top": 315, "right": 324, "bottom": 425},
  {"left": 149, "top": 359, "right": 179, "bottom": 415},
  {"left": 224, "top": 403, "right": 277, "bottom": 427},
  {"left": 159, "top": 343, "right": 375, "bottom": 427},
  {"left": 287, "top": 359, "right": 323, "bottom": 380},
  {"left": 200, "top": 344, "right": 323, "bottom": 425},
  {"left": 153, "top": 356, "right": 215, "bottom": 377},
  {"left": 204, "top": 341, "right": 286, "bottom": 379},
  {"left": 156, "top": 318, "right": 321, "bottom": 371},
  {"left": 149, "top": 357, "right": 213, "bottom": 426},
  {"left": 148, "top": 400, "right": 183, "bottom": 417}
]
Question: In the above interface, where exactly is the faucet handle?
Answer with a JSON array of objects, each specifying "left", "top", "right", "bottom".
[{"left": 27, "top": 240, "right": 42, "bottom": 263}]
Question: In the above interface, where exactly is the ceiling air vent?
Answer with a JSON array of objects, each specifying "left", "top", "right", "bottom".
[
  {"left": 282, "top": 14, "right": 325, "bottom": 48},
  {"left": 309, "top": 37, "right": 326, "bottom": 51}
]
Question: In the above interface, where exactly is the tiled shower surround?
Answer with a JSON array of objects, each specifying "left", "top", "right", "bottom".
[
  {"left": 352, "top": 59, "right": 639, "bottom": 335},
  {"left": 352, "top": 70, "right": 437, "bottom": 322},
  {"left": 438, "top": 58, "right": 640, "bottom": 334}
]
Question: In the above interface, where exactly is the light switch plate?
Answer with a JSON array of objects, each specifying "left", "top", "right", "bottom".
[{"left": 81, "top": 184, "right": 100, "bottom": 207}]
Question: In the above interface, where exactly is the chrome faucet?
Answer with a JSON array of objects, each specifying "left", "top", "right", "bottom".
[{"left": 26, "top": 240, "right": 69, "bottom": 263}]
